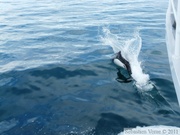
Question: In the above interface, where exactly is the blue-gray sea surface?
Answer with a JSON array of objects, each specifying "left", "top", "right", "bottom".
[{"left": 0, "top": 0, "right": 180, "bottom": 135}]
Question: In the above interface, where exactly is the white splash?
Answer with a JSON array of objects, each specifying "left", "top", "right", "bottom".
[
  {"left": 101, "top": 27, "right": 153, "bottom": 90},
  {"left": 118, "top": 125, "right": 180, "bottom": 135}
]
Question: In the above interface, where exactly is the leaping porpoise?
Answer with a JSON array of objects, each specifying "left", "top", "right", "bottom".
[{"left": 113, "top": 51, "right": 132, "bottom": 76}]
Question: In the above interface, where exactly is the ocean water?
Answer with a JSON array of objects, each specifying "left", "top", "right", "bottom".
[{"left": 0, "top": 0, "right": 180, "bottom": 135}]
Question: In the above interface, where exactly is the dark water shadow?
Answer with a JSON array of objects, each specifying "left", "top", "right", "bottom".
[
  {"left": 30, "top": 67, "right": 98, "bottom": 79},
  {"left": 93, "top": 113, "right": 147, "bottom": 135},
  {"left": 6, "top": 87, "right": 32, "bottom": 95}
]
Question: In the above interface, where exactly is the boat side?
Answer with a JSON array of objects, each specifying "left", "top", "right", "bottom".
[{"left": 166, "top": 0, "right": 180, "bottom": 105}]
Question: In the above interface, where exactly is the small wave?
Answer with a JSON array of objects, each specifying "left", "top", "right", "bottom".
[
  {"left": 101, "top": 27, "right": 152, "bottom": 90},
  {"left": 0, "top": 119, "right": 19, "bottom": 134}
]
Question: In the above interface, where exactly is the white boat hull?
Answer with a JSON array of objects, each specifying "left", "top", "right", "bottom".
[{"left": 166, "top": 0, "right": 180, "bottom": 105}]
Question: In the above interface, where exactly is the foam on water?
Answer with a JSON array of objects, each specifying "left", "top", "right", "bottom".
[
  {"left": 118, "top": 125, "right": 180, "bottom": 135},
  {"left": 101, "top": 27, "right": 153, "bottom": 90}
]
